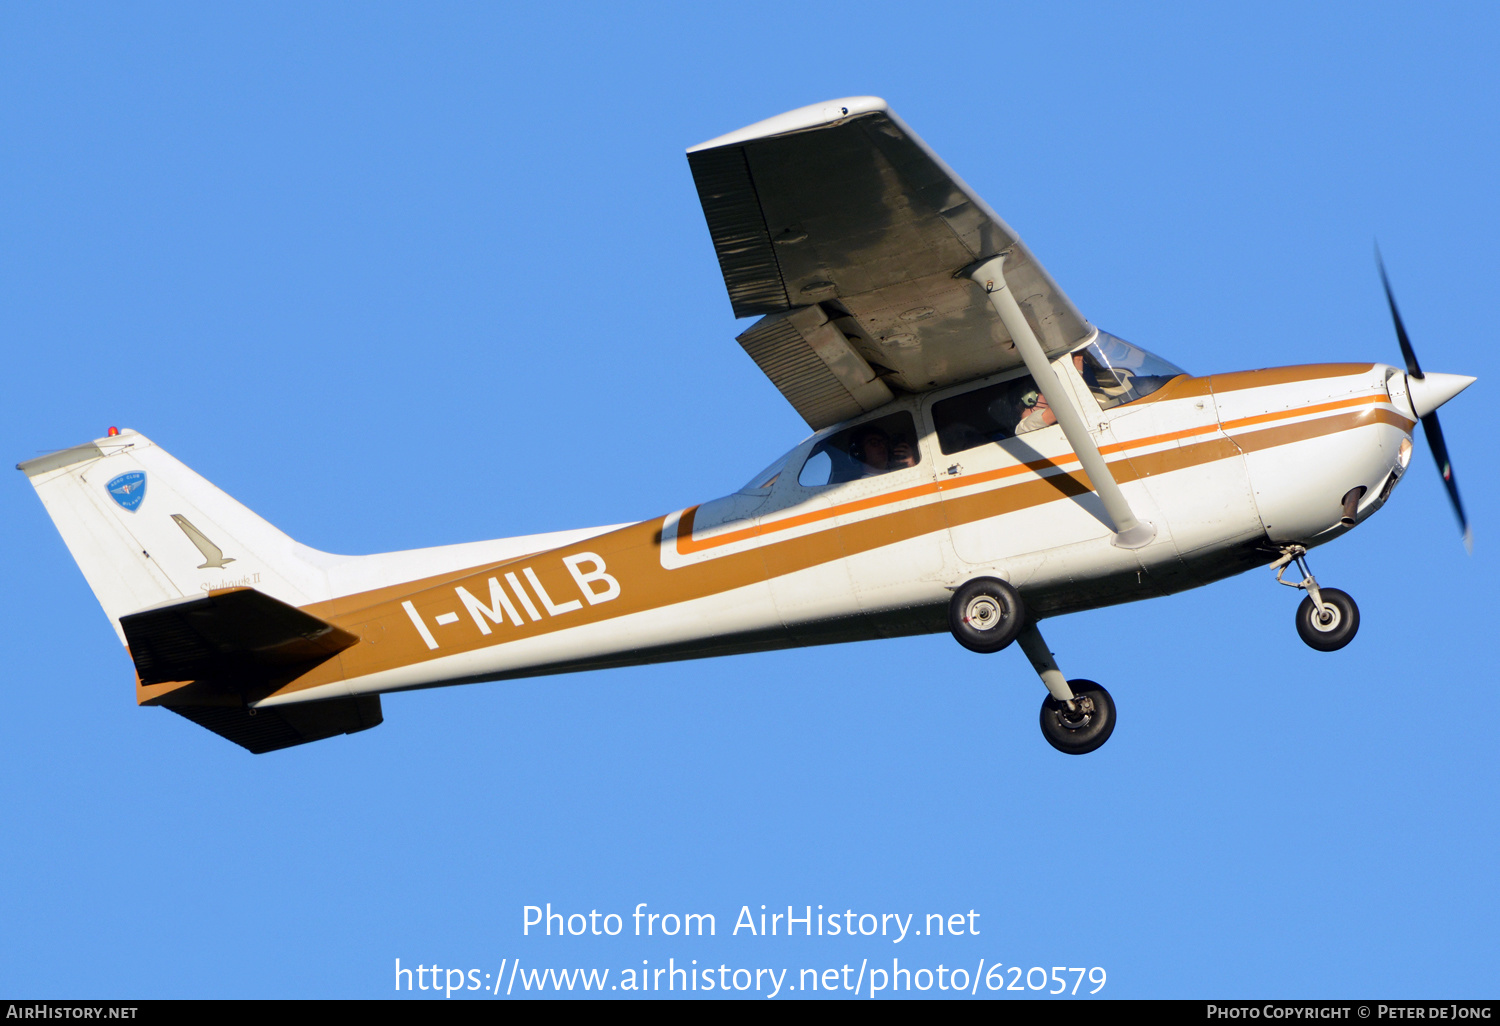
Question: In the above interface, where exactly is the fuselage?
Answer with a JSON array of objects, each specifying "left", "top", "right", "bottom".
[{"left": 233, "top": 355, "right": 1415, "bottom": 712}]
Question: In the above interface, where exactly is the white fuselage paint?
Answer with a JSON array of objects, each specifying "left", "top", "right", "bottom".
[{"left": 257, "top": 362, "right": 1414, "bottom": 708}]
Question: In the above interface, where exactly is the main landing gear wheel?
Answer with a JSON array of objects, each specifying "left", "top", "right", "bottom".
[
  {"left": 1295, "top": 588, "right": 1360, "bottom": 652},
  {"left": 948, "top": 577, "right": 1026, "bottom": 654},
  {"left": 1039, "top": 680, "right": 1116, "bottom": 755}
]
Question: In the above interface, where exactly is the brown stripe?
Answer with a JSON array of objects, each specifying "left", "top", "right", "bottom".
[
  {"left": 1115, "top": 373, "right": 1212, "bottom": 406},
  {"left": 678, "top": 394, "right": 1389, "bottom": 554},
  {"left": 1230, "top": 406, "right": 1413, "bottom": 454},
  {"left": 1111, "top": 364, "right": 1374, "bottom": 409},
  {"left": 304, "top": 557, "right": 546, "bottom": 622},
  {"left": 257, "top": 398, "right": 1410, "bottom": 700},
  {"left": 1209, "top": 364, "right": 1374, "bottom": 393}
]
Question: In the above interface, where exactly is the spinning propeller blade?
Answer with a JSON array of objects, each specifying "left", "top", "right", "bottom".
[{"left": 1377, "top": 248, "right": 1472, "bottom": 551}]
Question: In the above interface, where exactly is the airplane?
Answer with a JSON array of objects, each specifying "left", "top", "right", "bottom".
[{"left": 18, "top": 97, "right": 1474, "bottom": 756}]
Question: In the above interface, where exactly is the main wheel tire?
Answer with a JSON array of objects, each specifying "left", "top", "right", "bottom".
[
  {"left": 947, "top": 577, "right": 1026, "bottom": 653},
  {"left": 1039, "top": 680, "right": 1116, "bottom": 755},
  {"left": 1295, "top": 588, "right": 1359, "bottom": 652}
]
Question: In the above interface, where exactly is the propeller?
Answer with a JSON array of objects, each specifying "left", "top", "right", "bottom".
[{"left": 1376, "top": 248, "right": 1473, "bottom": 552}]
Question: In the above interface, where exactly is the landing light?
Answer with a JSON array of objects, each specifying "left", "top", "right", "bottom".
[{"left": 1397, "top": 436, "right": 1412, "bottom": 470}]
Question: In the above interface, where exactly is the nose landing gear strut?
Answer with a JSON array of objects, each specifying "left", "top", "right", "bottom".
[{"left": 1270, "top": 545, "right": 1360, "bottom": 652}]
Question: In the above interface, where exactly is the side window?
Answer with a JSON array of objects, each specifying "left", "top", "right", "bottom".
[
  {"left": 798, "top": 450, "right": 833, "bottom": 487},
  {"left": 797, "top": 411, "right": 922, "bottom": 487},
  {"left": 737, "top": 452, "right": 791, "bottom": 495},
  {"left": 932, "top": 375, "right": 1058, "bottom": 455}
]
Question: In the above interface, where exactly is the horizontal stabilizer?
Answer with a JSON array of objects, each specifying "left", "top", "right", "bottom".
[
  {"left": 168, "top": 695, "right": 382, "bottom": 755},
  {"left": 121, "top": 587, "right": 358, "bottom": 686}
]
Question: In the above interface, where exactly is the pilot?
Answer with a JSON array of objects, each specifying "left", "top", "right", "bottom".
[
  {"left": 850, "top": 426, "right": 915, "bottom": 477},
  {"left": 1012, "top": 353, "right": 1114, "bottom": 433},
  {"left": 1013, "top": 387, "right": 1057, "bottom": 435}
]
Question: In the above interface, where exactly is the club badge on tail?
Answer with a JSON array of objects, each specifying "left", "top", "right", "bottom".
[{"left": 106, "top": 472, "right": 146, "bottom": 512}]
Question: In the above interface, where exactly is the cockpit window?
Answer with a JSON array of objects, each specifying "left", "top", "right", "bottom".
[
  {"left": 1076, "top": 332, "right": 1185, "bottom": 411},
  {"left": 797, "top": 411, "right": 921, "bottom": 488},
  {"left": 932, "top": 373, "right": 1056, "bottom": 455}
]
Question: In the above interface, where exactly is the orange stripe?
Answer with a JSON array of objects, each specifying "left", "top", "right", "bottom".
[
  {"left": 1098, "top": 421, "right": 1220, "bottom": 456},
  {"left": 676, "top": 451, "right": 1091, "bottom": 554},
  {"left": 1219, "top": 392, "right": 1386, "bottom": 432},
  {"left": 676, "top": 477, "right": 944, "bottom": 553},
  {"left": 266, "top": 402, "right": 1413, "bottom": 699},
  {"left": 676, "top": 392, "right": 1399, "bottom": 555}
]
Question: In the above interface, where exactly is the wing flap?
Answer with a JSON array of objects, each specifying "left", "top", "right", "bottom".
[{"left": 736, "top": 305, "right": 894, "bottom": 430}]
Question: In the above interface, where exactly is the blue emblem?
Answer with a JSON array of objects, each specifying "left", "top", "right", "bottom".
[{"left": 106, "top": 471, "right": 146, "bottom": 512}]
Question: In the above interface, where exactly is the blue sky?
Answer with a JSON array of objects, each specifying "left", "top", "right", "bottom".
[{"left": 2, "top": 2, "right": 1497, "bottom": 999}]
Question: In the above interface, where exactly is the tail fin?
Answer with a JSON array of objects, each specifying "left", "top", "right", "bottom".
[
  {"left": 18, "top": 430, "right": 384, "bottom": 754},
  {"left": 18, "top": 429, "right": 334, "bottom": 644}
]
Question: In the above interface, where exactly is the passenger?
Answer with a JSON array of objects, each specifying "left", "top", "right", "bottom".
[{"left": 850, "top": 426, "right": 915, "bottom": 477}]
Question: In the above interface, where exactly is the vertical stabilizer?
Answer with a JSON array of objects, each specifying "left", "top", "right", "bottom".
[{"left": 18, "top": 430, "right": 333, "bottom": 643}]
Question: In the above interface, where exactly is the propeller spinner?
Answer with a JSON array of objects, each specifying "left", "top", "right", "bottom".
[{"left": 1377, "top": 249, "right": 1475, "bottom": 551}]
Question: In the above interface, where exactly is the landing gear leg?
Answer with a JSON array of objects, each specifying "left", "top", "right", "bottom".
[
  {"left": 1270, "top": 545, "right": 1360, "bottom": 652},
  {"left": 1017, "top": 623, "right": 1116, "bottom": 755}
]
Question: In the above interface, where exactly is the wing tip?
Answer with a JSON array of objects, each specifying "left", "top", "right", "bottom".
[{"left": 687, "top": 96, "right": 888, "bottom": 153}]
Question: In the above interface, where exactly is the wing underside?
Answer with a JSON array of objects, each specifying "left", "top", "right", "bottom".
[{"left": 688, "top": 97, "right": 1094, "bottom": 429}]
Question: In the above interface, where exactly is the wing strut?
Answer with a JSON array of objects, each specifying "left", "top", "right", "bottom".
[{"left": 966, "top": 255, "right": 1155, "bottom": 549}]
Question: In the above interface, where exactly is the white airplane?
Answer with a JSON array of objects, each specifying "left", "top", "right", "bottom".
[{"left": 19, "top": 97, "right": 1474, "bottom": 756}]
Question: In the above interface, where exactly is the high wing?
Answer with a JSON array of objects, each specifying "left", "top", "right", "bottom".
[{"left": 688, "top": 97, "right": 1094, "bottom": 430}]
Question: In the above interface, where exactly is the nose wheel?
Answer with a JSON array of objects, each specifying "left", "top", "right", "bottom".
[
  {"left": 1295, "top": 588, "right": 1359, "bottom": 651},
  {"left": 1271, "top": 545, "right": 1360, "bottom": 652}
]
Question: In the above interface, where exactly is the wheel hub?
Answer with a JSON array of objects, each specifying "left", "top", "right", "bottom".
[
  {"left": 1038, "top": 681, "right": 1116, "bottom": 755},
  {"left": 964, "top": 596, "right": 1001, "bottom": 631},
  {"left": 1313, "top": 605, "right": 1342, "bottom": 631},
  {"left": 1056, "top": 695, "right": 1095, "bottom": 730}
]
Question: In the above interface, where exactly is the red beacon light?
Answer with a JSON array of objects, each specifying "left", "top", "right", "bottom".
[{"left": 107, "top": 427, "right": 119, "bottom": 437}]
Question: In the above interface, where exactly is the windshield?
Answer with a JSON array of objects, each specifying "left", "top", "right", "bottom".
[{"left": 1076, "top": 332, "right": 1186, "bottom": 410}]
